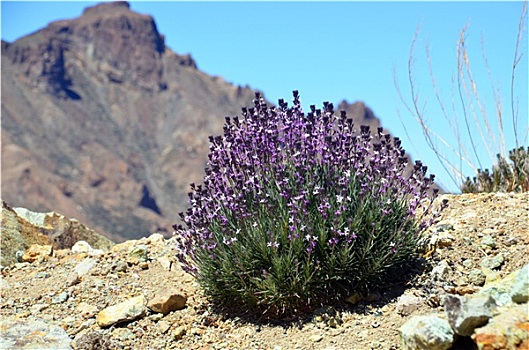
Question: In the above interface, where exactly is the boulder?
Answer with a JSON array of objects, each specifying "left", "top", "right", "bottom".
[
  {"left": 472, "top": 303, "right": 529, "bottom": 350},
  {"left": 444, "top": 294, "right": 496, "bottom": 336}
]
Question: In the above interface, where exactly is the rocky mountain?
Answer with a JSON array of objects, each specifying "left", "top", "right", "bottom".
[{"left": 2, "top": 1, "right": 415, "bottom": 242}]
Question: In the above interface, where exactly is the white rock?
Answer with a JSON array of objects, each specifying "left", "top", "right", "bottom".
[{"left": 400, "top": 315, "right": 454, "bottom": 350}]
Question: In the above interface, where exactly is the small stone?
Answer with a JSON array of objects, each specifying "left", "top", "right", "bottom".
[
  {"left": 436, "top": 232, "right": 455, "bottom": 248},
  {"left": 480, "top": 254, "right": 504, "bottom": 270},
  {"left": 157, "top": 256, "right": 173, "bottom": 271},
  {"left": 400, "top": 315, "right": 454, "bottom": 350},
  {"left": 66, "top": 272, "right": 81, "bottom": 287},
  {"left": 74, "top": 257, "right": 97, "bottom": 276},
  {"left": 149, "top": 313, "right": 163, "bottom": 322},
  {"left": 396, "top": 294, "right": 422, "bottom": 316},
  {"left": 15, "top": 250, "right": 25, "bottom": 262},
  {"left": 158, "top": 320, "right": 171, "bottom": 334},
  {"left": 432, "top": 260, "right": 451, "bottom": 280},
  {"left": 443, "top": 294, "right": 496, "bottom": 336},
  {"left": 35, "top": 271, "right": 51, "bottom": 279},
  {"left": 462, "top": 259, "right": 473, "bottom": 268},
  {"left": 96, "top": 295, "right": 147, "bottom": 327},
  {"left": 112, "top": 328, "right": 135, "bottom": 341},
  {"left": 147, "top": 288, "right": 187, "bottom": 314},
  {"left": 72, "top": 240, "right": 104, "bottom": 256},
  {"left": 328, "top": 317, "right": 339, "bottom": 328},
  {"left": 468, "top": 269, "right": 486, "bottom": 286},
  {"left": 22, "top": 244, "right": 53, "bottom": 263},
  {"left": 309, "top": 334, "right": 323, "bottom": 342},
  {"left": 112, "top": 260, "right": 128, "bottom": 273},
  {"left": 72, "top": 330, "right": 118, "bottom": 350},
  {"left": 30, "top": 303, "right": 49, "bottom": 313},
  {"left": 504, "top": 237, "right": 519, "bottom": 246},
  {"left": 172, "top": 326, "right": 186, "bottom": 341},
  {"left": 52, "top": 291, "right": 69, "bottom": 304},
  {"left": 128, "top": 245, "right": 148, "bottom": 264},
  {"left": 77, "top": 301, "right": 98, "bottom": 319},
  {"left": 480, "top": 235, "right": 496, "bottom": 250}
]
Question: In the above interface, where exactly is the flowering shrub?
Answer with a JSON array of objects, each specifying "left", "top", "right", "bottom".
[{"left": 174, "top": 91, "right": 445, "bottom": 318}]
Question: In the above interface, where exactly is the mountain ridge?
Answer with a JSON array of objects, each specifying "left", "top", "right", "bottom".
[{"left": 2, "top": 1, "right": 411, "bottom": 242}]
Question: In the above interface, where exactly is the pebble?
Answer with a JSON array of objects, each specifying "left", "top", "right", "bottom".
[
  {"left": 72, "top": 240, "right": 104, "bottom": 256},
  {"left": 480, "top": 254, "right": 504, "bottom": 270},
  {"left": 431, "top": 260, "right": 451, "bottom": 280},
  {"left": 309, "top": 334, "right": 323, "bottom": 342},
  {"left": 128, "top": 245, "right": 148, "bottom": 264},
  {"left": 172, "top": 325, "right": 186, "bottom": 340},
  {"left": 480, "top": 235, "right": 496, "bottom": 250},
  {"left": 35, "top": 271, "right": 51, "bottom": 278},
  {"left": 158, "top": 320, "right": 171, "bottom": 334},
  {"left": 74, "top": 257, "right": 97, "bottom": 276},
  {"left": 52, "top": 291, "right": 69, "bottom": 304},
  {"left": 467, "top": 269, "right": 486, "bottom": 286},
  {"left": 396, "top": 294, "right": 422, "bottom": 316},
  {"left": 77, "top": 301, "right": 98, "bottom": 319},
  {"left": 112, "top": 260, "right": 128, "bottom": 273}
]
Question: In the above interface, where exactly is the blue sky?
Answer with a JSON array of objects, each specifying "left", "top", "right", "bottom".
[{"left": 2, "top": 1, "right": 528, "bottom": 192}]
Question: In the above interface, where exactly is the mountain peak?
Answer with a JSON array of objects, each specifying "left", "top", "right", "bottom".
[
  {"left": 3, "top": 1, "right": 172, "bottom": 95},
  {"left": 82, "top": 1, "right": 131, "bottom": 16}
]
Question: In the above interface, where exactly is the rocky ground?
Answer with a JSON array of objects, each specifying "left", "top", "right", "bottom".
[{"left": 0, "top": 192, "right": 528, "bottom": 350}]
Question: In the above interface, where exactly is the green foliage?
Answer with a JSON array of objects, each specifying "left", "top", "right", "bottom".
[
  {"left": 461, "top": 147, "right": 529, "bottom": 193},
  {"left": 175, "top": 92, "right": 445, "bottom": 318}
]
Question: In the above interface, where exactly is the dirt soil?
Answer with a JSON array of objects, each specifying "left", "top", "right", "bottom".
[{"left": 1, "top": 192, "right": 528, "bottom": 350}]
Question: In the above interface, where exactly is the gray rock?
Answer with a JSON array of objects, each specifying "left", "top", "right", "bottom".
[
  {"left": 396, "top": 294, "right": 422, "bottom": 316},
  {"left": 480, "top": 235, "right": 496, "bottom": 249},
  {"left": 443, "top": 294, "right": 497, "bottom": 336},
  {"left": 399, "top": 315, "right": 454, "bottom": 350},
  {"left": 74, "top": 257, "right": 97, "bottom": 276},
  {"left": 511, "top": 263, "right": 528, "bottom": 303},
  {"left": 52, "top": 291, "right": 69, "bottom": 304},
  {"left": 35, "top": 271, "right": 51, "bottom": 279},
  {"left": 431, "top": 260, "right": 451, "bottom": 281},
  {"left": 480, "top": 254, "right": 504, "bottom": 270},
  {"left": 468, "top": 269, "right": 486, "bottom": 286},
  {"left": 112, "top": 260, "right": 128, "bottom": 273},
  {"left": 0, "top": 317, "right": 72, "bottom": 349}
]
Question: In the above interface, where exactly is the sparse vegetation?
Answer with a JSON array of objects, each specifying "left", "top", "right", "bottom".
[{"left": 395, "top": 2, "right": 528, "bottom": 193}]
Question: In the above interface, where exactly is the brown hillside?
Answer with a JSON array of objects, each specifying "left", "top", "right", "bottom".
[{"left": 2, "top": 1, "right": 422, "bottom": 242}]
